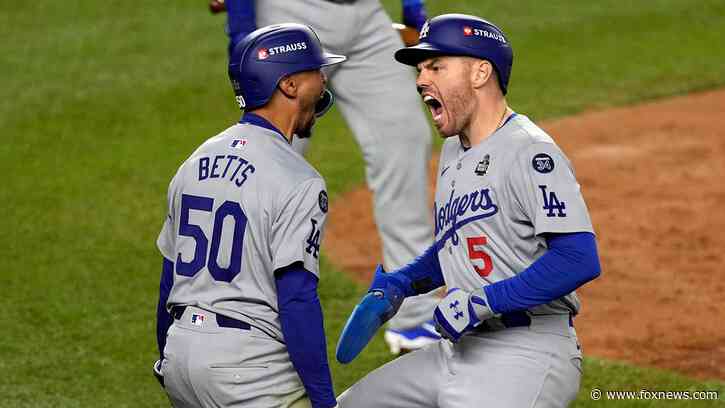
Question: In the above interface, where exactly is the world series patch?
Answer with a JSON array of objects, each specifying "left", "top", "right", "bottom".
[
  {"left": 532, "top": 153, "right": 555, "bottom": 173},
  {"left": 475, "top": 154, "right": 491, "bottom": 176}
]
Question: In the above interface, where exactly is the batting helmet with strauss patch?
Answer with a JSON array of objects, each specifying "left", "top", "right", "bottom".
[
  {"left": 228, "top": 23, "right": 346, "bottom": 116},
  {"left": 394, "top": 14, "right": 513, "bottom": 94}
]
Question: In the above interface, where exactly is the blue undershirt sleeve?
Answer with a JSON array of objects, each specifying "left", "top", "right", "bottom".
[
  {"left": 484, "top": 232, "right": 601, "bottom": 314},
  {"left": 275, "top": 263, "right": 336, "bottom": 408},
  {"left": 225, "top": 0, "right": 257, "bottom": 56},
  {"left": 156, "top": 257, "right": 174, "bottom": 360},
  {"left": 386, "top": 242, "right": 446, "bottom": 297}
]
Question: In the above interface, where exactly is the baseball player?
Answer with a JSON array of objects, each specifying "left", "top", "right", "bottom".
[
  {"left": 153, "top": 24, "right": 345, "bottom": 408},
  {"left": 217, "top": 0, "right": 441, "bottom": 354},
  {"left": 334, "top": 14, "right": 601, "bottom": 407}
]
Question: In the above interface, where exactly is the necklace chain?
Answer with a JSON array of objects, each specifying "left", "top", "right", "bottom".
[{"left": 496, "top": 106, "right": 509, "bottom": 130}]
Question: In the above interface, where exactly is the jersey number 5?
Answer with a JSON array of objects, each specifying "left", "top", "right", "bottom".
[
  {"left": 176, "top": 194, "right": 247, "bottom": 282},
  {"left": 467, "top": 236, "right": 493, "bottom": 278}
]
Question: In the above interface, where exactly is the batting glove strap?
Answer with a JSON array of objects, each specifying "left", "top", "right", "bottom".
[
  {"left": 433, "top": 288, "right": 498, "bottom": 342},
  {"left": 469, "top": 288, "right": 498, "bottom": 322}
]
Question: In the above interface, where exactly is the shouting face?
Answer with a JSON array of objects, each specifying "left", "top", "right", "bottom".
[{"left": 416, "top": 57, "right": 477, "bottom": 138}]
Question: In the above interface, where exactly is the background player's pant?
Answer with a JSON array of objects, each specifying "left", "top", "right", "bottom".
[
  {"left": 256, "top": 0, "right": 438, "bottom": 330},
  {"left": 337, "top": 314, "right": 583, "bottom": 408},
  {"left": 162, "top": 307, "right": 307, "bottom": 408}
]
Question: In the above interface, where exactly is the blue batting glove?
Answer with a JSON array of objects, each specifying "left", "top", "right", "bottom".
[
  {"left": 433, "top": 287, "right": 497, "bottom": 342},
  {"left": 402, "top": 0, "right": 428, "bottom": 32}
]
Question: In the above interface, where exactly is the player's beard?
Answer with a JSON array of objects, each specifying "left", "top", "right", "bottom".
[
  {"left": 294, "top": 94, "right": 318, "bottom": 139},
  {"left": 295, "top": 79, "right": 328, "bottom": 139},
  {"left": 295, "top": 111, "right": 316, "bottom": 139},
  {"left": 438, "top": 83, "right": 476, "bottom": 141},
  {"left": 296, "top": 122, "right": 313, "bottom": 139}
]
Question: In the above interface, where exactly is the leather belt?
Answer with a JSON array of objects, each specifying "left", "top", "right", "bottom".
[
  {"left": 475, "top": 312, "right": 574, "bottom": 333},
  {"left": 476, "top": 311, "right": 531, "bottom": 332},
  {"left": 171, "top": 306, "right": 251, "bottom": 331}
]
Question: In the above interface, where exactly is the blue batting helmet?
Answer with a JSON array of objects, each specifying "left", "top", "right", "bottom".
[
  {"left": 228, "top": 23, "right": 346, "bottom": 116},
  {"left": 394, "top": 14, "right": 513, "bottom": 94}
]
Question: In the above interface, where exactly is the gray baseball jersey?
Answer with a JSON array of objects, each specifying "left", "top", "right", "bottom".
[
  {"left": 157, "top": 121, "right": 328, "bottom": 340},
  {"left": 434, "top": 113, "right": 593, "bottom": 315},
  {"left": 337, "top": 114, "right": 589, "bottom": 408},
  {"left": 158, "top": 121, "right": 327, "bottom": 407}
]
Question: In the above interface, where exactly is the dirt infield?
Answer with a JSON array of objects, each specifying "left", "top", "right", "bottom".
[{"left": 324, "top": 89, "right": 725, "bottom": 381}]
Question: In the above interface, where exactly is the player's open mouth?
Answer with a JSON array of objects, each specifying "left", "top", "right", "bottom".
[{"left": 423, "top": 95, "right": 444, "bottom": 123}]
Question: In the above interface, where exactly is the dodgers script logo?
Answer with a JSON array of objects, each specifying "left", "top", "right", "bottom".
[{"left": 434, "top": 188, "right": 498, "bottom": 245}]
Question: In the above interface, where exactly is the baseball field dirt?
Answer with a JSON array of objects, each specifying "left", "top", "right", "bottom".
[{"left": 324, "top": 88, "right": 725, "bottom": 381}]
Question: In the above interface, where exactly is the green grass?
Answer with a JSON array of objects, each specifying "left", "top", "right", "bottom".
[{"left": 1, "top": 0, "right": 724, "bottom": 406}]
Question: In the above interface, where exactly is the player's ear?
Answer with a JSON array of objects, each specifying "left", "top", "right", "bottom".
[
  {"left": 470, "top": 59, "right": 493, "bottom": 89},
  {"left": 278, "top": 75, "right": 299, "bottom": 99}
]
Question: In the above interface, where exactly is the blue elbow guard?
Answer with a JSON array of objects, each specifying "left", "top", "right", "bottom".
[
  {"left": 336, "top": 291, "right": 396, "bottom": 364},
  {"left": 336, "top": 264, "right": 412, "bottom": 364},
  {"left": 336, "top": 265, "right": 406, "bottom": 364}
]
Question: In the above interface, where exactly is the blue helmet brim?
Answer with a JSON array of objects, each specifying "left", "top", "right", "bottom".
[{"left": 394, "top": 43, "right": 453, "bottom": 67}]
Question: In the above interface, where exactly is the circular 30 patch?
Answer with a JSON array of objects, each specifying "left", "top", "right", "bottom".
[
  {"left": 532, "top": 153, "right": 555, "bottom": 173},
  {"left": 318, "top": 190, "right": 328, "bottom": 213}
]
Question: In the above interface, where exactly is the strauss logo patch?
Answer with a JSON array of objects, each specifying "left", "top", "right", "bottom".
[{"left": 257, "top": 42, "right": 308, "bottom": 60}]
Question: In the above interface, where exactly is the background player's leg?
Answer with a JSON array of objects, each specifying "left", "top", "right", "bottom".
[
  {"left": 321, "top": 0, "right": 439, "bottom": 333},
  {"left": 256, "top": 0, "right": 439, "bottom": 339},
  {"left": 255, "top": 0, "right": 349, "bottom": 159},
  {"left": 337, "top": 341, "right": 445, "bottom": 408}
]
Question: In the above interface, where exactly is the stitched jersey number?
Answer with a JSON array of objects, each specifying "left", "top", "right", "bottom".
[
  {"left": 467, "top": 236, "right": 493, "bottom": 278},
  {"left": 176, "top": 194, "right": 247, "bottom": 282}
]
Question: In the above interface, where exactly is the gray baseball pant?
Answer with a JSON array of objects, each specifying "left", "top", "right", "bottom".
[
  {"left": 337, "top": 314, "right": 583, "bottom": 407},
  {"left": 162, "top": 306, "right": 309, "bottom": 408}
]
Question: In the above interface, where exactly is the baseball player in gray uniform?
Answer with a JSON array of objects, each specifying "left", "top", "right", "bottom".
[
  {"left": 219, "top": 0, "right": 441, "bottom": 353},
  {"left": 335, "top": 14, "right": 601, "bottom": 407},
  {"left": 153, "top": 24, "right": 345, "bottom": 408}
]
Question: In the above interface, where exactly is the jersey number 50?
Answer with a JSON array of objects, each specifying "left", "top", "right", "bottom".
[{"left": 176, "top": 194, "right": 247, "bottom": 282}]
